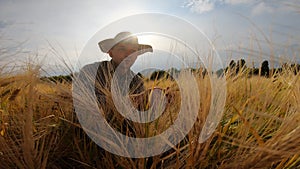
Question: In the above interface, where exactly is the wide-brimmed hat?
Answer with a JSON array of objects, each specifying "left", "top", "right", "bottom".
[{"left": 98, "top": 32, "right": 153, "bottom": 54}]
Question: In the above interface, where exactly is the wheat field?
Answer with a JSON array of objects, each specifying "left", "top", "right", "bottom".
[{"left": 0, "top": 62, "right": 299, "bottom": 168}]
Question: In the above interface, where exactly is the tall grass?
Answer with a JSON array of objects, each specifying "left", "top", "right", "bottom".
[
  {"left": 0, "top": 65, "right": 74, "bottom": 168},
  {"left": 0, "top": 61, "right": 299, "bottom": 168}
]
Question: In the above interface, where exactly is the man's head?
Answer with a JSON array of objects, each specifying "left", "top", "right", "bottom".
[
  {"left": 98, "top": 32, "right": 153, "bottom": 68},
  {"left": 108, "top": 39, "right": 139, "bottom": 67}
]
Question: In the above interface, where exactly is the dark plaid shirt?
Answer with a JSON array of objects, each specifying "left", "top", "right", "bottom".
[
  {"left": 94, "top": 60, "right": 145, "bottom": 108},
  {"left": 78, "top": 60, "right": 147, "bottom": 136}
]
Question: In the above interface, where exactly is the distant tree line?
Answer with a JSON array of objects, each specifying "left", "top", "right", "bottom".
[
  {"left": 42, "top": 60, "right": 300, "bottom": 84},
  {"left": 41, "top": 74, "right": 73, "bottom": 83},
  {"left": 149, "top": 70, "right": 175, "bottom": 81},
  {"left": 224, "top": 59, "right": 300, "bottom": 77},
  {"left": 149, "top": 59, "right": 300, "bottom": 80}
]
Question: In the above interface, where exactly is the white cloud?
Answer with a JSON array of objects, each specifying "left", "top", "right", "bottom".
[
  {"left": 224, "top": 0, "right": 253, "bottom": 5},
  {"left": 183, "top": 0, "right": 216, "bottom": 14},
  {"left": 183, "top": 0, "right": 290, "bottom": 15},
  {"left": 251, "top": 2, "right": 274, "bottom": 16},
  {"left": 182, "top": 0, "right": 254, "bottom": 14}
]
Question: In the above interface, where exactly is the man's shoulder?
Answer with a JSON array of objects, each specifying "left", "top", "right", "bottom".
[{"left": 81, "top": 61, "right": 109, "bottom": 71}]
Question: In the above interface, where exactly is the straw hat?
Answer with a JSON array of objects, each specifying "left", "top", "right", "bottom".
[{"left": 98, "top": 32, "right": 153, "bottom": 54}]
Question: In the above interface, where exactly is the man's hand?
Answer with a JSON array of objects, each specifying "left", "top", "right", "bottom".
[{"left": 130, "top": 86, "right": 177, "bottom": 111}]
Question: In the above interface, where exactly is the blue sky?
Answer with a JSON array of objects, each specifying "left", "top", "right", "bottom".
[{"left": 0, "top": 0, "right": 299, "bottom": 74}]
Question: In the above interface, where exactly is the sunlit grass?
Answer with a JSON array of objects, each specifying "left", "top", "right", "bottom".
[{"left": 0, "top": 62, "right": 299, "bottom": 168}]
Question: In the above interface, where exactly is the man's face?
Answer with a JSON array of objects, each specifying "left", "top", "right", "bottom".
[{"left": 109, "top": 42, "right": 139, "bottom": 68}]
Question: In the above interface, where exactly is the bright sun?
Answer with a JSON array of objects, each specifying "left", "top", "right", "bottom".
[{"left": 138, "top": 35, "right": 155, "bottom": 46}]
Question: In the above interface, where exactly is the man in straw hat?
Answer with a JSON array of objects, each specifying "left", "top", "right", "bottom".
[
  {"left": 97, "top": 31, "right": 153, "bottom": 104},
  {"left": 78, "top": 32, "right": 154, "bottom": 137},
  {"left": 76, "top": 32, "right": 177, "bottom": 167}
]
